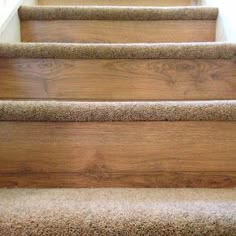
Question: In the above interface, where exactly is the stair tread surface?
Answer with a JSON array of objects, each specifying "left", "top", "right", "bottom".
[
  {"left": 0, "top": 188, "right": 235, "bottom": 235},
  {"left": 0, "top": 42, "right": 235, "bottom": 59},
  {"left": 19, "top": 6, "right": 218, "bottom": 21},
  {"left": 0, "top": 100, "right": 236, "bottom": 121}
]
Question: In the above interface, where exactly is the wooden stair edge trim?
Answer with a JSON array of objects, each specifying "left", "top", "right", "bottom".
[{"left": 1, "top": 172, "right": 235, "bottom": 188}]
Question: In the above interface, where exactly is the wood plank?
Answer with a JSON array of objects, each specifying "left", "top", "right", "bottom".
[
  {"left": 0, "top": 121, "right": 235, "bottom": 187},
  {"left": 38, "top": 0, "right": 193, "bottom": 6},
  {"left": 0, "top": 58, "right": 235, "bottom": 100},
  {"left": 0, "top": 172, "right": 235, "bottom": 188},
  {"left": 21, "top": 20, "right": 216, "bottom": 43}
]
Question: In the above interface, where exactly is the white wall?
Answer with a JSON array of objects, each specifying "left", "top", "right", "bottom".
[
  {"left": 0, "top": 0, "right": 37, "bottom": 42},
  {"left": 199, "top": 0, "right": 236, "bottom": 42},
  {"left": 0, "top": 13, "right": 21, "bottom": 42}
]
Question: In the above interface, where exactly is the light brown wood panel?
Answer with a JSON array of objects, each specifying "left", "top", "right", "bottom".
[
  {"left": 0, "top": 121, "right": 236, "bottom": 187},
  {"left": 21, "top": 20, "right": 216, "bottom": 43},
  {"left": 0, "top": 172, "right": 235, "bottom": 188},
  {"left": 38, "top": 0, "right": 192, "bottom": 6},
  {"left": 0, "top": 58, "right": 235, "bottom": 100}
]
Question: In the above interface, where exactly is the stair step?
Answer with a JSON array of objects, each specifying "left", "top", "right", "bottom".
[
  {"left": 38, "top": 0, "right": 195, "bottom": 6},
  {"left": 0, "top": 100, "right": 236, "bottom": 188},
  {"left": 0, "top": 189, "right": 235, "bottom": 235},
  {"left": 0, "top": 42, "right": 235, "bottom": 100},
  {"left": 1, "top": 100, "right": 236, "bottom": 121},
  {"left": 19, "top": 6, "right": 217, "bottom": 43}
]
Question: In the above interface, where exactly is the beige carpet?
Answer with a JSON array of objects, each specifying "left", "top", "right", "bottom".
[
  {"left": 0, "top": 100, "right": 236, "bottom": 121},
  {"left": 0, "top": 42, "right": 235, "bottom": 59},
  {"left": 19, "top": 6, "right": 218, "bottom": 21},
  {"left": 0, "top": 188, "right": 235, "bottom": 235}
]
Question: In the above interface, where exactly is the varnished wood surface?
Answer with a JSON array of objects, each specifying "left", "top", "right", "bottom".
[
  {"left": 1, "top": 172, "right": 235, "bottom": 188},
  {"left": 21, "top": 20, "right": 216, "bottom": 43},
  {"left": 0, "top": 121, "right": 235, "bottom": 188},
  {"left": 38, "top": 0, "right": 193, "bottom": 6},
  {"left": 0, "top": 58, "right": 235, "bottom": 100}
]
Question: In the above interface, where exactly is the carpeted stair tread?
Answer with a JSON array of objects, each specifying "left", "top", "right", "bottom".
[
  {"left": 19, "top": 6, "right": 218, "bottom": 21},
  {"left": 0, "top": 100, "right": 236, "bottom": 121},
  {"left": 0, "top": 188, "right": 235, "bottom": 235},
  {"left": 0, "top": 42, "right": 235, "bottom": 59}
]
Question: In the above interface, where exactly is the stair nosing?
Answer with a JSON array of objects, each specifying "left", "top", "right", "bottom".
[
  {"left": 0, "top": 42, "right": 235, "bottom": 59},
  {"left": 19, "top": 6, "right": 218, "bottom": 21},
  {"left": 0, "top": 100, "right": 236, "bottom": 122}
]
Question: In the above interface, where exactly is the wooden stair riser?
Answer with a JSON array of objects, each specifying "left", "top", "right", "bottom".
[
  {"left": 0, "top": 58, "right": 235, "bottom": 100},
  {"left": 0, "top": 121, "right": 235, "bottom": 188},
  {"left": 21, "top": 20, "right": 216, "bottom": 43},
  {"left": 37, "top": 0, "right": 195, "bottom": 6}
]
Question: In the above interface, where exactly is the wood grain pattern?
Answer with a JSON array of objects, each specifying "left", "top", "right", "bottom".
[
  {"left": 0, "top": 121, "right": 235, "bottom": 188},
  {"left": 0, "top": 172, "right": 235, "bottom": 188},
  {"left": 38, "top": 0, "right": 193, "bottom": 6},
  {"left": 0, "top": 58, "right": 235, "bottom": 100},
  {"left": 21, "top": 20, "right": 216, "bottom": 43}
]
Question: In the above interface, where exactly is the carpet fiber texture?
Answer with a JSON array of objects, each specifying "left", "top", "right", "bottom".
[
  {"left": 0, "top": 188, "right": 235, "bottom": 236},
  {"left": 19, "top": 6, "right": 218, "bottom": 21},
  {"left": 0, "top": 42, "right": 235, "bottom": 59},
  {"left": 0, "top": 100, "right": 236, "bottom": 122}
]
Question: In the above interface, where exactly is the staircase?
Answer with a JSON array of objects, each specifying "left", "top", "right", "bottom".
[
  {"left": 0, "top": 0, "right": 235, "bottom": 235},
  {"left": 19, "top": 6, "right": 217, "bottom": 43}
]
